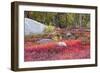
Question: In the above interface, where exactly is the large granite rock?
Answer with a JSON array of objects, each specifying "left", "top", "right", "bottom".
[{"left": 25, "top": 18, "right": 46, "bottom": 35}]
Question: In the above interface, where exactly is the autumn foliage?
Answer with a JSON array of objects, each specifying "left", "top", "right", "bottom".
[{"left": 24, "top": 38, "right": 90, "bottom": 61}]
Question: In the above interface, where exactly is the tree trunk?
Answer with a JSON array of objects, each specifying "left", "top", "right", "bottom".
[{"left": 79, "top": 14, "right": 82, "bottom": 28}]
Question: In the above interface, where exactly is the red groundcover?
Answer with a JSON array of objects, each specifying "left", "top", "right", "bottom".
[{"left": 24, "top": 39, "right": 90, "bottom": 61}]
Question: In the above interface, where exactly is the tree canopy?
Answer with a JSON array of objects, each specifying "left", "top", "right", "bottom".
[{"left": 24, "top": 11, "right": 90, "bottom": 29}]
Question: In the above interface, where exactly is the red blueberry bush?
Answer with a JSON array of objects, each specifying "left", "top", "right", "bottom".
[{"left": 24, "top": 38, "right": 90, "bottom": 61}]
